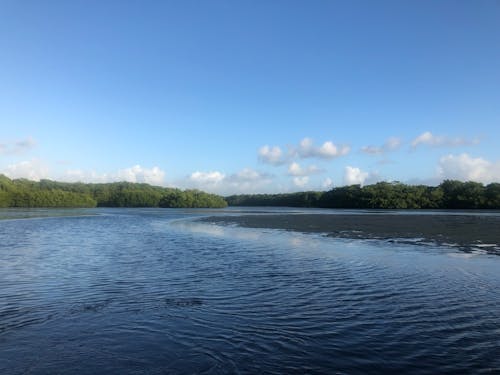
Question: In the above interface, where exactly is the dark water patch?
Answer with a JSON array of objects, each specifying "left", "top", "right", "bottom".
[
  {"left": 163, "top": 297, "right": 204, "bottom": 308},
  {"left": 69, "top": 299, "right": 114, "bottom": 314},
  {"left": 199, "top": 213, "right": 500, "bottom": 254}
]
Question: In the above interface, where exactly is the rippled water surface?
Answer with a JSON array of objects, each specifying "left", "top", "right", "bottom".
[{"left": 1, "top": 208, "right": 499, "bottom": 374}]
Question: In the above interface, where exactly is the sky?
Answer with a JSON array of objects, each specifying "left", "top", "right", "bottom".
[{"left": 1, "top": 0, "right": 499, "bottom": 195}]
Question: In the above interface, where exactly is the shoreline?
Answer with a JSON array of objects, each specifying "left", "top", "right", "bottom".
[{"left": 198, "top": 213, "right": 500, "bottom": 253}]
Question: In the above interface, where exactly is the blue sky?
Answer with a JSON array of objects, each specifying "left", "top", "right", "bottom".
[{"left": 1, "top": 1, "right": 499, "bottom": 194}]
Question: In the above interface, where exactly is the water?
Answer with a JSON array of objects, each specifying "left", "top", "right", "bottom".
[{"left": 1, "top": 208, "right": 499, "bottom": 374}]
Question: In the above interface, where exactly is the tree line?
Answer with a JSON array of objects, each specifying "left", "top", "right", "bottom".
[
  {"left": 226, "top": 180, "right": 500, "bottom": 209},
  {"left": 1, "top": 175, "right": 498, "bottom": 209},
  {"left": 0, "top": 175, "right": 227, "bottom": 208}
]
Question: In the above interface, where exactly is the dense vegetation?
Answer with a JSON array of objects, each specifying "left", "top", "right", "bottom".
[
  {"left": 1, "top": 175, "right": 498, "bottom": 209},
  {"left": 0, "top": 175, "right": 227, "bottom": 208},
  {"left": 226, "top": 180, "right": 500, "bottom": 209}
]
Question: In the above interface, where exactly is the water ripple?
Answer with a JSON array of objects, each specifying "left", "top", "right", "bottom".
[{"left": 0, "top": 208, "right": 499, "bottom": 374}]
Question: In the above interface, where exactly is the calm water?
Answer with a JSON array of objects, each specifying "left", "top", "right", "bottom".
[{"left": 1, "top": 208, "right": 499, "bottom": 374}]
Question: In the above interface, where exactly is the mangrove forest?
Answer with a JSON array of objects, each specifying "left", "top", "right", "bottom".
[
  {"left": 226, "top": 180, "right": 500, "bottom": 209},
  {"left": 1, "top": 175, "right": 499, "bottom": 209},
  {"left": 0, "top": 175, "right": 227, "bottom": 208}
]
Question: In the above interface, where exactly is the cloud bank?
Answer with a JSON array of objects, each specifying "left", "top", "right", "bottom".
[
  {"left": 64, "top": 165, "right": 166, "bottom": 185},
  {"left": 3, "top": 159, "right": 49, "bottom": 181},
  {"left": 437, "top": 153, "right": 500, "bottom": 184},
  {"left": 184, "top": 168, "right": 274, "bottom": 195}
]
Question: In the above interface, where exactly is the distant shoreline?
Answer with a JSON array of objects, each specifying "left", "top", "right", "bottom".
[{"left": 199, "top": 213, "right": 500, "bottom": 253}]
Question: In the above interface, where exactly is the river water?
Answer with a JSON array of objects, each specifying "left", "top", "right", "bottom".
[{"left": 1, "top": 208, "right": 499, "bottom": 374}]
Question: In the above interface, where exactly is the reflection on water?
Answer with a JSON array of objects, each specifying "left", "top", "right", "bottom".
[
  {"left": 0, "top": 208, "right": 499, "bottom": 374},
  {"left": 170, "top": 219, "right": 266, "bottom": 241},
  {"left": 0, "top": 208, "right": 96, "bottom": 220}
]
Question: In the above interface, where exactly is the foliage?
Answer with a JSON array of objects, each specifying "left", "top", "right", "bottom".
[
  {"left": 1, "top": 175, "right": 497, "bottom": 209},
  {"left": 0, "top": 175, "right": 227, "bottom": 208},
  {"left": 226, "top": 180, "right": 500, "bottom": 209}
]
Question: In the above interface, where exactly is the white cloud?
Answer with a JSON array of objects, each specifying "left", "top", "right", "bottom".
[
  {"left": 227, "top": 168, "right": 267, "bottom": 182},
  {"left": 226, "top": 169, "right": 274, "bottom": 193},
  {"left": 411, "top": 131, "right": 479, "bottom": 149},
  {"left": 385, "top": 137, "right": 401, "bottom": 150},
  {"left": 258, "top": 145, "right": 285, "bottom": 165},
  {"left": 362, "top": 136, "right": 401, "bottom": 155},
  {"left": 437, "top": 153, "right": 500, "bottom": 183},
  {"left": 63, "top": 169, "right": 88, "bottom": 181},
  {"left": 412, "top": 131, "right": 438, "bottom": 148},
  {"left": 287, "top": 162, "right": 322, "bottom": 176},
  {"left": 288, "top": 162, "right": 303, "bottom": 176},
  {"left": 322, "top": 177, "right": 334, "bottom": 189},
  {"left": 297, "top": 138, "right": 313, "bottom": 155},
  {"left": 296, "top": 137, "right": 350, "bottom": 159},
  {"left": 226, "top": 168, "right": 274, "bottom": 188},
  {"left": 343, "top": 166, "right": 369, "bottom": 186},
  {"left": 0, "top": 137, "right": 37, "bottom": 155},
  {"left": 361, "top": 146, "right": 383, "bottom": 155},
  {"left": 234, "top": 168, "right": 259, "bottom": 181},
  {"left": 118, "top": 165, "right": 165, "bottom": 185},
  {"left": 189, "top": 171, "right": 225, "bottom": 185},
  {"left": 62, "top": 165, "right": 166, "bottom": 185},
  {"left": 258, "top": 137, "right": 350, "bottom": 166},
  {"left": 3, "top": 159, "right": 49, "bottom": 181},
  {"left": 293, "top": 176, "right": 309, "bottom": 187}
]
